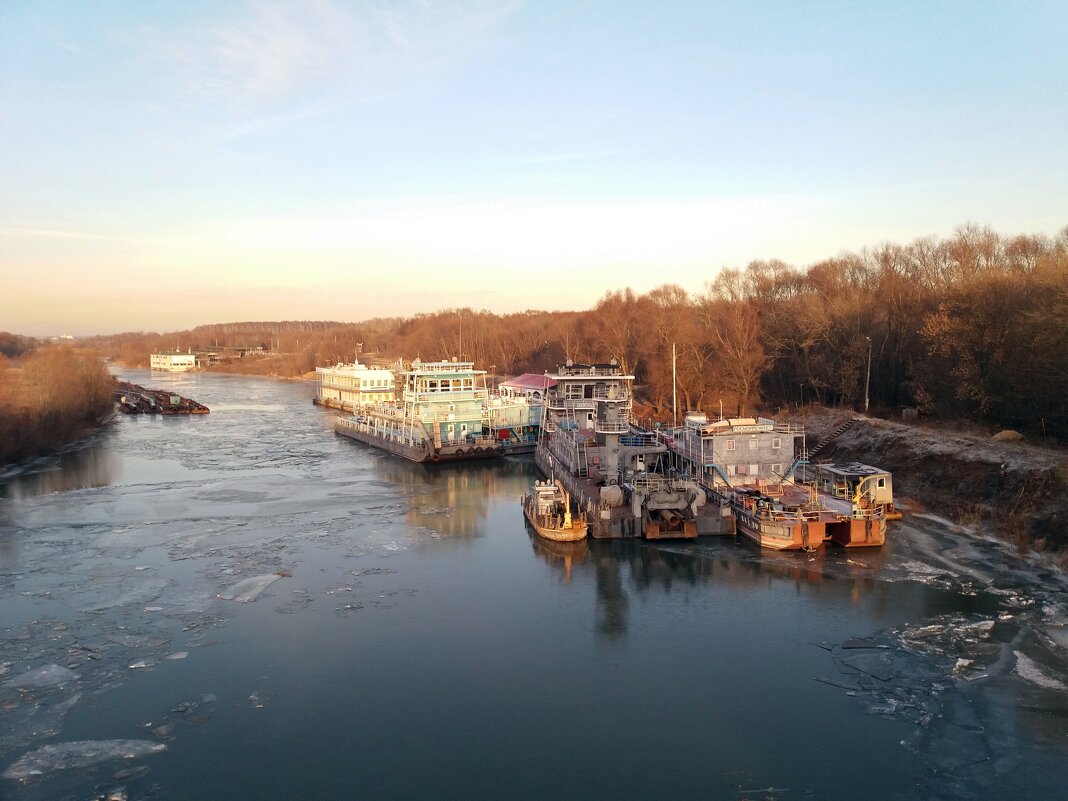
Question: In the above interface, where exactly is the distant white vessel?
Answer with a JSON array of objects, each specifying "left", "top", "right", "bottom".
[
  {"left": 314, "top": 358, "right": 396, "bottom": 412},
  {"left": 150, "top": 352, "right": 196, "bottom": 372}
]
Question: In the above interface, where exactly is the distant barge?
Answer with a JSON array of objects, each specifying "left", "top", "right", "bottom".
[{"left": 114, "top": 381, "right": 209, "bottom": 415}]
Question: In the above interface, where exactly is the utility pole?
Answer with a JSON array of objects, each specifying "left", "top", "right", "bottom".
[
  {"left": 672, "top": 342, "right": 677, "bottom": 429},
  {"left": 864, "top": 336, "right": 872, "bottom": 414}
]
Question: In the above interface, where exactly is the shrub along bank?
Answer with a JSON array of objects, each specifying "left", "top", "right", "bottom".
[{"left": 0, "top": 348, "right": 114, "bottom": 467}]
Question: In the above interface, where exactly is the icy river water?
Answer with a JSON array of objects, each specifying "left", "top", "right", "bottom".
[{"left": 1, "top": 371, "right": 1066, "bottom": 801}]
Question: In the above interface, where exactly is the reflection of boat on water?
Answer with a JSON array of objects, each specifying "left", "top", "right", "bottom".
[
  {"left": 528, "top": 527, "right": 590, "bottom": 582},
  {"left": 522, "top": 480, "right": 588, "bottom": 542}
]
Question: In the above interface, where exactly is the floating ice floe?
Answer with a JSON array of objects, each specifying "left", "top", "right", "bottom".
[
  {"left": 216, "top": 573, "right": 285, "bottom": 603},
  {"left": 3, "top": 664, "right": 78, "bottom": 688},
  {"left": 2, "top": 739, "right": 166, "bottom": 781},
  {"left": 79, "top": 579, "right": 170, "bottom": 612}
]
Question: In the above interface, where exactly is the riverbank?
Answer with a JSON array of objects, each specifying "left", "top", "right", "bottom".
[
  {"left": 0, "top": 349, "right": 115, "bottom": 468},
  {"left": 797, "top": 408, "right": 1068, "bottom": 559}
]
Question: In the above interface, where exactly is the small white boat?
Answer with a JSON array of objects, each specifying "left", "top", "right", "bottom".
[{"left": 522, "top": 480, "right": 588, "bottom": 542}]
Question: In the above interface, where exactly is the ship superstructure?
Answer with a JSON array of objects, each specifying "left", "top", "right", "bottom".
[
  {"left": 335, "top": 358, "right": 502, "bottom": 463},
  {"left": 314, "top": 358, "right": 396, "bottom": 412},
  {"left": 534, "top": 361, "right": 728, "bottom": 539}
]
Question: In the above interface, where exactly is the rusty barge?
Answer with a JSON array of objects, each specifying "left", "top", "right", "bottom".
[
  {"left": 533, "top": 361, "right": 733, "bottom": 540},
  {"left": 114, "top": 381, "right": 209, "bottom": 415},
  {"left": 656, "top": 414, "right": 891, "bottom": 549}
]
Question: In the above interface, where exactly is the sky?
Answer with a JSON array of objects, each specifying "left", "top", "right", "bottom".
[{"left": 2, "top": 0, "right": 1067, "bottom": 336}]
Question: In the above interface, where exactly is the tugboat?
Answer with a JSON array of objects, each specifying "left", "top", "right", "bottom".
[{"left": 522, "top": 480, "right": 588, "bottom": 542}]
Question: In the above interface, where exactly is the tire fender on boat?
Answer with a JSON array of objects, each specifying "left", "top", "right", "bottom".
[{"left": 455, "top": 449, "right": 465, "bottom": 457}]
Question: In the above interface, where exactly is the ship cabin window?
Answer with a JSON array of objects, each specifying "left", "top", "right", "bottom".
[
  {"left": 463, "top": 379, "right": 473, "bottom": 390},
  {"left": 877, "top": 478, "right": 886, "bottom": 488},
  {"left": 565, "top": 384, "right": 583, "bottom": 399},
  {"left": 772, "top": 438, "right": 781, "bottom": 449},
  {"left": 749, "top": 438, "right": 758, "bottom": 450},
  {"left": 727, "top": 465, "right": 737, "bottom": 475},
  {"left": 749, "top": 464, "right": 759, "bottom": 475},
  {"left": 772, "top": 463, "right": 782, "bottom": 475},
  {"left": 726, "top": 439, "right": 735, "bottom": 451},
  {"left": 584, "top": 385, "right": 594, "bottom": 399}
]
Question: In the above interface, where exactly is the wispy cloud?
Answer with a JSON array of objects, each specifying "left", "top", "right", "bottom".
[
  {"left": 0, "top": 227, "right": 149, "bottom": 244},
  {"left": 147, "top": 0, "right": 522, "bottom": 110}
]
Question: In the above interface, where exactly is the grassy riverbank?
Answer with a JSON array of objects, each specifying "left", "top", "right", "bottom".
[{"left": 0, "top": 348, "right": 114, "bottom": 467}]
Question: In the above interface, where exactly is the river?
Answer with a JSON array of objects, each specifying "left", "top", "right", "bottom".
[{"left": 1, "top": 371, "right": 1065, "bottom": 800}]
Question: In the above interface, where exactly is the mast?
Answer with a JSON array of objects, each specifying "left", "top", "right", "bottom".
[{"left": 672, "top": 342, "right": 677, "bottom": 429}]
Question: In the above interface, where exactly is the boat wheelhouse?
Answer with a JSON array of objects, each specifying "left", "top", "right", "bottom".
[
  {"left": 335, "top": 359, "right": 502, "bottom": 463},
  {"left": 664, "top": 413, "right": 805, "bottom": 487}
]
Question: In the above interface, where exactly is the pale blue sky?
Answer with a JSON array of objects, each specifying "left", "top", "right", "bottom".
[{"left": 2, "top": 0, "right": 1066, "bottom": 335}]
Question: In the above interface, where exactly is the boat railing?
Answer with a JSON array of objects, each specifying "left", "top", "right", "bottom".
[
  {"left": 597, "top": 420, "right": 631, "bottom": 434},
  {"left": 335, "top": 415, "right": 426, "bottom": 451},
  {"left": 552, "top": 366, "right": 628, "bottom": 378},
  {"left": 405, "top": 390, "right": 491, "bottom": 403},
  {"left": 619, "top": 431, "right": 657, "bottom": 446},
  {"left": 546, "top": 398, "right": 598, "bottom": 412},
  {"left": 629, "top": 472, "right": 669, "bottom": 491}
]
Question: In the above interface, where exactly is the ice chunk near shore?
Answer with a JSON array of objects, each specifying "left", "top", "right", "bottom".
[
  {"left": 1013, "top": 652, "right": 1068, "bottom": 691},
  {"left": 2, "top": 740, "right": 166, "bottom": 781},
  {"left": 216, "top": 573, "right": 284, "bottom": 603}
]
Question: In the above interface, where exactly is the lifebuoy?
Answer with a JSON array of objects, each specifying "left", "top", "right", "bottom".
[{"left": 433, "top": 452, "right": 440, "bottom": 462}]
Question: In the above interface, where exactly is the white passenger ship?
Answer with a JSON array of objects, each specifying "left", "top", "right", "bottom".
[{"left": 335, "top": 359, "right": 503, "bottom": 463}]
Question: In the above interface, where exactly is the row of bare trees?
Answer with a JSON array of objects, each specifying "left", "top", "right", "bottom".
[
  {"left": 79, "top": 223, "right": 1068, "bottom": 441},
  {"left": 0, "top": 348, "right": 115, "bottom": 465}
]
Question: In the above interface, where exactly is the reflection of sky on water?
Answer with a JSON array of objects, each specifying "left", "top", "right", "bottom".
[{"left": 0, "top": 371, "right": 1065, "bottom": 801}]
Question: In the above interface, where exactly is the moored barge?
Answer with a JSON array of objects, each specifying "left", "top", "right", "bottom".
[
  {"left": 114, "top": 381, "right": 209, "bottom": 415},
  {"left": 657, "top": 414, "right": 890, "bottom": 548},
  {"left": 533, "top": 361, "right": 733, "bottom": 540},
  {"left": 334, "top": 359, "right": 503, "bottom": 464}
]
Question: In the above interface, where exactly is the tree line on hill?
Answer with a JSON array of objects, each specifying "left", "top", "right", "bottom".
[{"left": 81, "top": 222, "right": 1068, "bottom": 442}]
